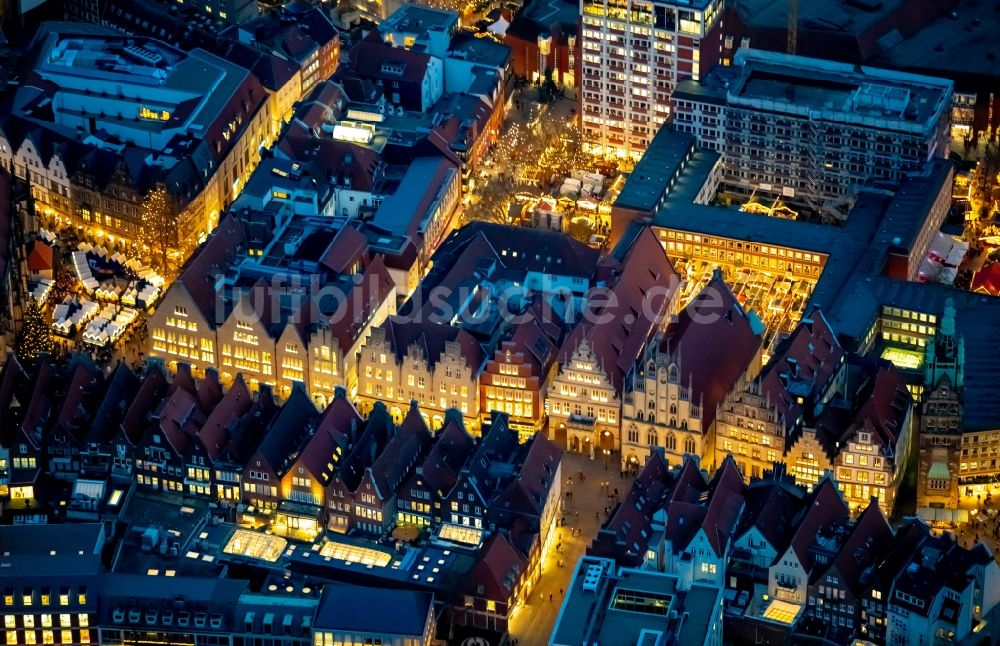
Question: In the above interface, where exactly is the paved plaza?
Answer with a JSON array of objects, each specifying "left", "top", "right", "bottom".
[{"left": 508, "top": 451, "right": 634, "bottom": 645}]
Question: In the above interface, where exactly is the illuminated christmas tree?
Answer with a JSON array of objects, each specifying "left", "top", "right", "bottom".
[
  {"left": 16, "top": 299, "right": 54, "bottom": 363},
  {"left": 139, "top": 184, "right": 174, "bottom": 276}
]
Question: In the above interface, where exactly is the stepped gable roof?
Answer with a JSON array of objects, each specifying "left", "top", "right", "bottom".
[
  {"left": 382, "top": 317, "right": 485, "bottom": 373},
  {"left": 560, "top": 226, "right": 678, "bottom": 392}
]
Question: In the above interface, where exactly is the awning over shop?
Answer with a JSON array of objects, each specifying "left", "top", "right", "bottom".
[{"left": 928, "top": 462, "right": 951, "bottom": 480}]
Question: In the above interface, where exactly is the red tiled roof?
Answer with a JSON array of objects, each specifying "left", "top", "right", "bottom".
[
  {"left": 496, "top": 433, "right": 561, "bottom": 517},
  {"left": 176, "top": 214, "right": 247, "bottom": 322},
  {"left": 55, "top": 362, "right": 95, "bottom": 435},
  {"left": 465, "top": 532, "right": 528, "bottom": 602},
  {"left": 761, "top": 308, "right": 843, "bottom": 429},
  {"left": 26, "top": 241, "right": 53, "bottom": 272},
  {"left": 326, "top": 256, "right": 396, "bottom": 353},
  {"left": 320, "top": 226, "right": 368, "bottom": 275},
  {"left": 198, "top": 374, "right": 253, "bottom": 461},
  {"left": 786, "top": 478, "right": 849, "bottom": 569},
  {"left": 851, "top": 363, "right": 913, "bottom": 450},
  {"left": 739, "top": 476, "right": 806, "bottom": 555},
  {"left": 418, "top": 417, "right": 476, "bottom": 495},
  {"left": 371, "top": 403, "right": 433, "bottom": 499},
  {"left": 297, "top": 394, "right": 361, "bottom": 486},
  {"left": 347, "top": 34, "right": 432, "bottom": 84},
  {"left": 971, "top": 262, "right": 1000, "bottom": 296},
  {"left": 658, "top": 274, "right": 762, "bottom": 428},
  {"left": 122, "top": 368, "right": 167, "bottom": 444},
  {"left": 196, "top": 370, "right": 224, "bottom": 413},
  {"left": 560, "top": 226, "right": 678, "bottom": 393},
  {"left": 827, "top": 500, "right": 892, "bottom": 594},
  {"left": 20, "top": 362, "right": 55, "bottom": 449},
  {"left": 155, "top": 388, "right": 204, "bottom": 455},
  {"left": 595, "top": 451, "right": 673, "bottom": 562},
  {"left": 699, "top": 457, "right": 747, "bottom": 556}
]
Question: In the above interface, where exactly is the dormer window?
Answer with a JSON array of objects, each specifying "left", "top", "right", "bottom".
[{"left": 381, "top": 61, "right": 406, "bottom": 75}]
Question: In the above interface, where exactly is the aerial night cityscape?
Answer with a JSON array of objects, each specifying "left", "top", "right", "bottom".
[{"left": 1, "top": 0, "right": 1000, "bottom": 644}]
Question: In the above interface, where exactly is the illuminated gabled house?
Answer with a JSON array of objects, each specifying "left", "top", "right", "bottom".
[
  {"left": 276, "top": 390, "right": 362, "bottom": 540},
  {"left": 134, "top": 366, "right": 214, "bottom": 495},
  {"left": 241, "top": 384, "right": 317, "bottom": 515},
  {"left": 111, "top": 367, "right": 168, "bottom": 485},
  {"left": 440, "top": 414, "right": 519, "bottom": 546},
  {"left": 548, "top": 225, "right": 680, "bottom": 455},
  {"left": 395, "top": 410, "right": 475, "bottom": 528},
  {"left": 45, "top": 360, "right": 102, "bottom": 481},
  {"left": 211, "top": 386, "right": 278, "bottom": 505},
  {"left": 323, "top": 402, "right": 396, "bottom": 535},
  {"left": 763, "top": 477, "right": 848, "bottom": 622},
  {"left": 799, "top": 501, "right": 893, "bottom": 643},
  {"left": 621, "top": 272, "right": 764, "bottom": 471},
  {"left": 0, "top": 357, "right": 45, "bottom": 509},
  {"left": 0, "top": 355, "right": 32, "bottom": 501},
  {"left": 78, "top": 364, "right": 141, "bottom": 480},
  {"left": 354, "top": 403, "right": 434, "bottom": 537},
  {"left": 458, "top": 531, "right": 531, "bottom": 634},
  {"left": 182, "top": 374, "right": 254, "bottom": 498}
]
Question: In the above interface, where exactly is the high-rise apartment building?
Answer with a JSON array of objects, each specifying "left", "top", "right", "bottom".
[
  {"left": 579, "top": 0, "right": 724, "bottom": 159},
  {"left": 672, "top": 48, "right": 953, "bottom": 219}
]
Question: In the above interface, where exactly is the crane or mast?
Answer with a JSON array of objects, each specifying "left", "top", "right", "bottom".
[{"left": 787, "top": 0, "right": 798, "bottom": 54}]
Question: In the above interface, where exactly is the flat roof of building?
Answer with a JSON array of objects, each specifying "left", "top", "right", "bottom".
[
  {"left": 0, "top": 524, "right": 104, "bottom": 577},
  {"left": 449, "top": 32, "right": 512, "bottom": 68},
  {"left": 379, "top": 5, "right": 459, "bottom": 34},
  {"left": 314, "top": 583, "right": 433, "bottom": 636},
  {"left": 720, "top": 49, "right": 953, "bottom": 134},
  {"left": 615, "top": 130, "right": 700, "bottom": 213},
  {"left": 552, "top": 557, "right": 720, "bottom": 646},
  {"left": 881, "top": 0, "right": 1000, "bottom": 81}
]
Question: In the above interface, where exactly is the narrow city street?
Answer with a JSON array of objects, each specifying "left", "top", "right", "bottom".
[{"left": 508, "top": 451, "right": 633, "bottom": 645}]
